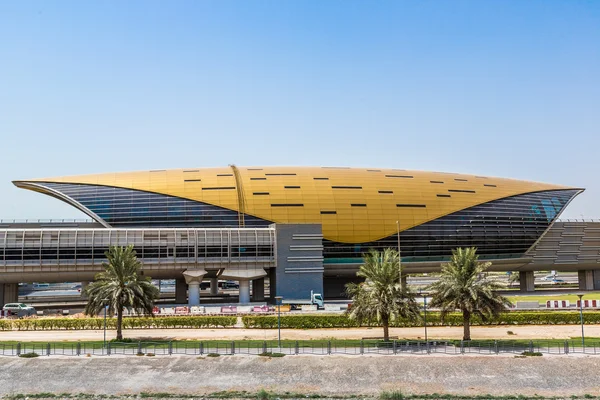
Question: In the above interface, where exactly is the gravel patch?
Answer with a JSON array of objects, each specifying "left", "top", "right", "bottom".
[{"left": 1, "top": 354, "right": 600, "bottom": 397}]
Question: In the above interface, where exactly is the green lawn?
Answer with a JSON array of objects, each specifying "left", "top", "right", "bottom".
[{"left": 507, "top": 291, "right": 600, "bottom": 304}]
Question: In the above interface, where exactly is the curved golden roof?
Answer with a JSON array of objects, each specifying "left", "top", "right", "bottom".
[{"left": 14, "top": 166, "right": 579, "bottom": 243}]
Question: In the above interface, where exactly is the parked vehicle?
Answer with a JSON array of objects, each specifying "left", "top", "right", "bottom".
[
  {"left": 282, "top": 290, "right": 324, "bottom": 310},
  {"left": 2, "top": 303, "right": 36, "bottom": 317}
]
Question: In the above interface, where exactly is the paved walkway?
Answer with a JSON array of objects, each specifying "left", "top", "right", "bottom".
[{"left": 1, "top": 324, "right": 599, "bottom": 341}]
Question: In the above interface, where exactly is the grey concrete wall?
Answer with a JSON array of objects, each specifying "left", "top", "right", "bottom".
[
  {"left": 273, "top": 224, "right": 324, "bottom": 300},
  {"left": 0, "top": 283, "right": 18, "bottom": 305},
  {"left": 251, "top": 278, "right": 265, "bottom": 301}
]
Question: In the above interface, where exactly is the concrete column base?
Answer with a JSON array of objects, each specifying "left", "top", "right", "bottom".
[
  {"left": 519, "top": 271, "right": 535, "bottom": 292},
  {"left": 81, "top": 281, "right": 89, "bottom": 298},
  {"left": 400, "top": 273, "right": 408, "bottom": 290}
]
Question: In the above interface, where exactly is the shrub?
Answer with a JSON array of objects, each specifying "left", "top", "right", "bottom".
[
  {"left": 207, "top": 353, "right": 220, "bottom": 357},
  {"left": 258, "top": 352, "right": 285, "bottom": 357},
  {"left": 521, "top": 351, "right": 543, "bottom": 357},
  {"left": 18, "top": 352, "right": 39, "bottom": 358},
  {"left": 242, "top": 312, "right": 600, "bottom": 329}
]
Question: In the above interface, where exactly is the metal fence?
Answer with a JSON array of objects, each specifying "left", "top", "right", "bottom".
[{"left": 3, "top": 340, "right": 600, "bottom": 357}]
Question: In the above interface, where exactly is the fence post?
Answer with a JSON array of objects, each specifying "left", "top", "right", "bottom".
[
  {"left": 494, "top": 340, "right": 499, "bottom": 355},
  {"left": 200, "top": 342, "right": 204, "bottom": 355},
  {"left": 107, "top": 342, "right": 111, "bottom": 356},
  {"left": 460, "top": 340, "right": 464, "bottom": 354},
  {"left": 295, "top": 341, "right": 299, "bottom": 355},
  {"left": 168, "top": 341, "right": 173, "bottom": 356},
  {"left": 262, "top": 341, "right": 267, "bottom": 354},
  {"left": 16, "top": 343, "right": 20, "bottom": 357},
  {"left": 137, "top": 341, "right": 142, "bottom": 355},
  {"left": 393, "top": 340, "right": 397, "bottom": 355},
  {"left": 327, "top": 341, "right": 331, "bottom": 355},
  {"left": 360, "top": 340, "right": 364, "bottom": 355},
  {"left": 564, "top": 340, "right": 569, "bottom": 354},
  {"left": 231, "top": 341, "right": 235, "bottom": 355},
  {"left": 46, "top": 343, "right": 51, "bottom": 357},
  {"left": 529, "top": 340, "right": 534, "bottom": 353},
  {"left": 76, "top": 342, "right": 81, "bottom": 356}
]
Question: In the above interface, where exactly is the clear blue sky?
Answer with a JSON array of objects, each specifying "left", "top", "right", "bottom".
[{"left": 1, "top": 1, "right": 598, "bottom": 220}]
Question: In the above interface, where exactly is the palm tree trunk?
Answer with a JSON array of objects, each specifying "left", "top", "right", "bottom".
[
  {"left": 383, "top": 317, "right": 389, "bottom": 342},
  {"left": 116, "top": 307, "right": 123, "bottom": 340},
  {"left": 463, "top": 310, "right": 471, "bottom": 341}
]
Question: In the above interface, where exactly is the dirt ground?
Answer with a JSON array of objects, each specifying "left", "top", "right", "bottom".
[
  {"left": 1, "top": 355, "right": 600, "bottom": 397},
  {"left": 1, "top": 324, "right": 599, "bottom": 341}
]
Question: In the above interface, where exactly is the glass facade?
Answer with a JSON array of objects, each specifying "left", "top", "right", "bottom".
[
  {"left": 323, "top": 189, "right": 579, "bottom": 262},
  {"left": 37, "top": 182, "right": 271, "bottom": 228}
]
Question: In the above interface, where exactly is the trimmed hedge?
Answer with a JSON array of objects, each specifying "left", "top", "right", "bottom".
[
  {"left": 0, "top": 316, "right": 237, "bottom": 331},
  {"left": 242, "top": 311, "right": 600, "bottom": 329}
]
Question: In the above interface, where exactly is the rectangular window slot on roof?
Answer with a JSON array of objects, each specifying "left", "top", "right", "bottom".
[
  {"left": 367, "top": 169, "right": 381, "bottom": 172},
  {"left": 484, "top": 184, "right": 497, "bottom": 187},
  {"left": 202, "top": 187, "right": 236, "bottom": 191},
  {"left": 265, "top": 173, "right": 296, "bottom": 176},
  {"left": 454, "top": 178, "right": 468, "bottom": 182},
  {"left": 385, "top": 175, "right": 413, "bottom": 178},
  {"left": 247, "top": 168, "right": 263, "bottom": 171},
  {"left": 430, "top": 181, "right": 444, "bottom": 184},
  {"left": 378, "top": 190, "right": 393, "bottom": 194},
  {"left": 476, "top": 176, "right": 488, "bottom": 179},
  {"left": 314, "top": 177, "right": 329, "bottom": 180},
  {"left": 322, "top": 166, "right": 350, "bottom": 169},
  {"left": 448, "top": 189, "right": 476, "bottom": 193},
  {"left": 150, "top": 170, "right": 166, "bottom": 172},
  {"left": 217, "top": 174, "right": 233, "bottom": 177},
  {"left": 320, "top": 210, "right": 337, "bottom": 214},
  {"left": 332, "top": 186, "right": 362, "bottom": 189},
  {"left": 251, "top": 177, "right": 267, "bottom": 180},
  {"left": 271, "top": 203, "right": 304, "bottom": 207},
  {"left": 253, "top": 192, "right": 269, "bottom": 195},
  {"left": 437, "top": 194, "right": 451, "bottom": 198},
  {"left": 183, "top": 170, "right": 199, "bottom": 173},
  {"left": 184, "top": 179, "right": 201, "bottom": 182},
  {"left": 285, "top": 186, "right": 301, "bottom": 189},
  {"left": 351, "top": 204, "right": 367, "bottom": 207},
  {"left": 396, "top": 204, "right": 426, "bottom": 208}
]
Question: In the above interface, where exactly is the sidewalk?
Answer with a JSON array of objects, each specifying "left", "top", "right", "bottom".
[{"left": 1, "top": 324, "right": 599, "bottom": 341}]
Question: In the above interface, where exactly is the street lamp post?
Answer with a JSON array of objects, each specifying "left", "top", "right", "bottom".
[
  {"left": 577, "top": 294, "right": 585, "bottom": 348},
  {"left": 102, "top": 298, "right": 109, "bottom": 348},
  {"left": 275, "top": 296, "right": 283, "bottom": 348},
  {"left": 396, "top": 221, "right": 403, "bottom": 286},
  {"left": 419, "top": 291, "right": 429, "bottom": 353}
]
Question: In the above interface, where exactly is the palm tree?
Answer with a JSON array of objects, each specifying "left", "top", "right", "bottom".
[
  {"left": 428, "top": 247, "right": 511, "bottom": 341},
  {"left": 84, "top": 245, "right": 160, "bottom": 340},
  {"left": 346, "top": 248, "right": 420, "bottom": 341}
]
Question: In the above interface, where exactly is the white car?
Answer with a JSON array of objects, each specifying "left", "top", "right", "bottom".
[
  {"left": 2, "top": 303, "right": 36, "bottom": 317},
  {"left": 541, "top": 275, "right": 557, "bottom": 281}
]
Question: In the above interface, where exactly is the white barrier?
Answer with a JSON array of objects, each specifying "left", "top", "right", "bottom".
[
  {"left": 160, "top": 307, "right": 176, "bottom": 315},
  {"left": 301, "top": 304, "right": 318, "bottom": 311},
  {"left": 204, "top": 306, "right": 222, "bottom": 314},
  {"left": 190, "top": 306, "right": 205, "bottom": 315},
  {"left": 546, "top": 300, "right": 570, "bottom": 308},
  {"left": 324, "top": 304, "right": 341, "bottom": 311},
  {"left": 576, "top": 299, "right": 600, "bottom": 308}
]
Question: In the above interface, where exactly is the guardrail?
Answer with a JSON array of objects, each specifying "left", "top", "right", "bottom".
[
  {"left": 3, "top": 339, "right": 600, "bottom": 357},
  {"left": 0, "top": 219, "right": 94, "bottom": 224}
]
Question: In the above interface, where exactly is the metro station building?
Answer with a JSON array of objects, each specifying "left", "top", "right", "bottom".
[{"left": 1, "top": 166, "right": 598, "bottom": 305}]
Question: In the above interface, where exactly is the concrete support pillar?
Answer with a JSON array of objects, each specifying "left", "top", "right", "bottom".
[
  {"left": 519, "top": 271, "right": 535, "bottom": 292},
  {"left": 0, "top": 283, "right": 18, "bottom": 305},
  {"left": 400, "top": 273, "right": 408, "bottom": 290},
  {"left": 268, "top": 268, "right": 277, "bottom": 303},
  {"left": 175, "top": 278, "right": 187, "bottom": 304},
  {"left": 239, "top": 280, "right": 250, "bottom": 304},
  {"left": 188, "top": 283, "right": 200, "bottom": 306},
  {"left": 210, "top": 278, "right": 218, "bottom": 295},
  {"left": 183, "top": 269, "right": 207, "bottom": 307},
  {"left": 252, "top": 278, "right": 265, "bottom": 302},
  {"left": 579, "top": 270, "right": 595, "bottom": 291},
  {"left": 80, "top": 281, "right": 89, "bottom": 298}
]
